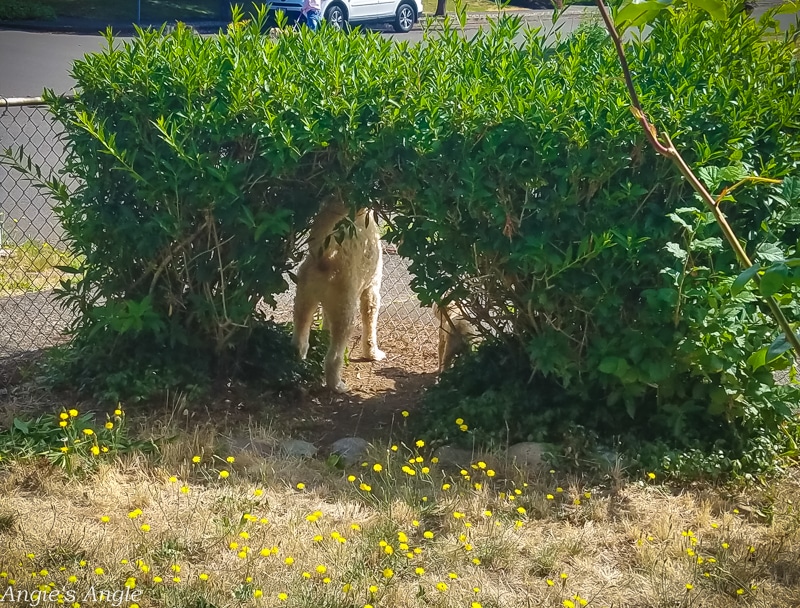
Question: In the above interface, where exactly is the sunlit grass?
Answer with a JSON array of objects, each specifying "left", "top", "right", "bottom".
[
  {"left": 0, "top": 240, "right": 77, "bottom": 296},
  {"left": 0, "top": 404, "right": 798, "bottom": 607}
]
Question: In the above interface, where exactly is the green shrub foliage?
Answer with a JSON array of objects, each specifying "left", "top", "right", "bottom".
[{"left": 40, "top": 4, "right": 799, "bottom": 469}]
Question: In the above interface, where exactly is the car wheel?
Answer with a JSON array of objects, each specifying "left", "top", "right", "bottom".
[
  {"left": 325, "top": 4, "right": 347, "bottom": 30},
  {"left": 393, "top": 2, "right": 415, "bottom": 33}
]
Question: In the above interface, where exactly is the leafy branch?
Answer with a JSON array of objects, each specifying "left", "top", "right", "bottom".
[{"left": 594, "top": 0, "right": 800, "bottom": 359}]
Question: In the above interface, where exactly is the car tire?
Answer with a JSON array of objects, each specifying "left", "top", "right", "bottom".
[
  {"left": 324, "top": 3, "right": 347, "bottom": 30},
  {"left": 393, "top": 2, "right": 415, "bottom": 33}
]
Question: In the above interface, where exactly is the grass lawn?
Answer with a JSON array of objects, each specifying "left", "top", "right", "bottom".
[
  {"left": 0, "top": 397, "right": 798, "bottom": 608},
  {"left": 0, "top": 241, "right": 75, "bottom": 296}
]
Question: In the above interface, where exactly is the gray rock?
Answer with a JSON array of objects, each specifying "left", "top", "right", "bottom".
[
  {"left": 228, "top": 436, "right": 277, "bottom": 456},
  {"left": 329, "top": 437, "right": 370, "bottom": 466},
  {"left": 433, "top": 445, "right": 475, "bottom": 469},
  {"left": 505, "top": 442, "right": 550, "bottom": 470},
  {"left": 280, "top": 439, "right": 318, "bottom": 459}
]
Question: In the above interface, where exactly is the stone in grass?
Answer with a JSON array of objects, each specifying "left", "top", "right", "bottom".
[
  {"left": 505, "top": 442, "right": 551, "bottom": 471},
  {"left": 329, "top": 437, "right": 370, "bottom": 466},
  {"left": 434, "top": 445, "right": 501, "bottom": 471},
  {"left": 280, "top": 439, "right": 318, "bottom": 459},
  {"left": 228, "top": 436, "right": 277, "bottom": 456}
]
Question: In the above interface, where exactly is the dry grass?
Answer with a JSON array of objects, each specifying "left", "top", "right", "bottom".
[
  {"left": 0, "top": 406, "right": 799, "bottom": 608},
  {"left": 0, "top": 241, "right": 75, "bottom": 296}
]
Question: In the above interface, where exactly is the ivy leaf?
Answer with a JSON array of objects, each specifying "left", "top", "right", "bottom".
[
  {"left": 755, "top": 242, "right": 785, "bottom": 263},
  {"left": 664, "top": 242, "right": 688, "bottom": 261},
  {"left": 760, "top": 263, "right": 789, "bottom": 296},
  {"left": 766, "top": 332, "right": 798, "bottom": 363},
  {"left": 782, "top": 176, "right": 800, "bottom": 205},
  {"left": 731, "top": 263, "right": 760, "bottom": 296}
]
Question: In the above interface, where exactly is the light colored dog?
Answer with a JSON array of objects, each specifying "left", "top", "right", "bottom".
[
  {"left": 292, "top": 202, "right": 386, "bottom": 393},
  {"left": 433, "top": 301, "right": 479, "bottom": 373}
]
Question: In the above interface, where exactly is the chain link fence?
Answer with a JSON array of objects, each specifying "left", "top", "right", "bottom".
[{"left": 0, "top": 96, "right": 435, "bottom": 363}]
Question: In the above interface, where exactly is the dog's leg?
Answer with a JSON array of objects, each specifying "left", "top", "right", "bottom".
[
  {"left": 360, "top": 284, "right": 386, "bottom": 361},
  {"left": 292, "top": 277, "right": 319, "bottom": 361},
  {"left": 437, "top": 327, "right": 447, "bottom": 373},
  {"left": 324, "top": 298, "right": 357, "bottom": 393}
]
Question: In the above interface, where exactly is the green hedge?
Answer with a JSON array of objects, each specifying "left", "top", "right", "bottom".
[{"left": 36, "top": 4, "right": 800, "bottom": 472}]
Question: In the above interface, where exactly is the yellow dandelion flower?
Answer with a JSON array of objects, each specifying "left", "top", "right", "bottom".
[
  {"left": 391, "top": 445, "right": 399, "bottom": 452},
  {"left": 192, "top": 455, "right": 201, "bottom": 463},
  {"left": 546, "top": 494, "right": 555, "bottom": 500},
  {"left": 560, "top": 572, "right": 568, "bottom": 579},
  {"left": 483, "top": 510, "right": 492, "bottom": 517},
  {"left": 421, "top": 466, "right": 430, "bottom": 474},
  {"left": 219, "top": 470, "right": 229, "bottom": 479},
  {"left": 315, "top": 565, "right": 327, "bottom": 574},
  {"left": 105, "top": 422, "right": 113, "bottom": 430},
  {"left": 172, "top": 577, "right": 180, "bottom": 583},
  {"left": 455, "top": 418, "right": 464, "bottom": 425},
  {"left": 226, "top": 456, "right": 235, "bottom": 463},
  {"left": 296, "top": 482, "right": 306, "bottom": 490},
  {"left": 59, "top": 421, "right": 68, "bottom": 428},
  {"left": 351, "top": 523, "right": 361, "bottom": 531},
  {"left": 359, "top": 482, "right": 372, "bottom": 492},
  {"left": 153, "top": 576, "right": 163, "bottom": 583},
  {"left": 415, "top": 567, "right": 425, "bottom": 575},
  {"left": 736, "top": 589, "right": 744, "bottom": 595},
  {"left": 436, "top": 582, "right": 448, "bottom": 592},
  {"left": 415, "top": 439, "right": 424, "bottom": 447},
  {"left": 199, "top": 573, "right": 209, "bottom": 581},
  {"left": 423, "top": 530, "right": 434, "bottom": 539},
  {"left": 342, "top": 583, "right": 352, "bottom": 593},
  {"left": 647, "top": 472, "right": 656, "bottom": 480},
  {"left": 278, "top": 592, "right": 288, "bottom": 601},
  {"left": 460, "top": 424, "right": 469, "bottom": 431},
  {"left": 69, "top": 409, "right": 78, "bottom": 417},
  {"left": 128, "top": 509, "right": 142, "bottom": 519},
  {"left": 82, "top": 429, "right": 94, "bottom": 436},
  {"left": 284, "top": 557, "right": 295, "bottom": 565},
  {"left": 563, "top": 601, "right": 575, "bottom": 608},
  {"left": 114, "top": 407, "right": 122, "bottom": 416},
  {"left": 402, "top": 410, "right": 410, "bottom": 417},
  {"left": 472, "top": 603, "right": 483, "bottom": 608},
  {"left": 180, "top": 485, "right": 190, "bottom": 494},
  {"left": 140, "top": 524, "right": 150, "bottom": 532},
  {"left": 448, "top": 572, "right": 458, "bottom": 579},
  {"left": 94, "top": 568, "right": 104, "bottom": 576},
  {"left": 686, "top": 584, "right": 693, "bottom": 590},
  {"left": 373, "top": 463, "right": 383, "bottom": 472},
  {"left": 383, "top": 568, "right": 394, "bottom": 579},
  {"left": 722, "top": 542, "right": 729, "bottom": 549},
  {"left": 369, "top": 585, "right": 378, "bottom": 593},
  {"left": 347, "top": 475, "right": 356, "bottom": 482},
  {"left": 253, "top": 589, "right": 263, "bottom": 598}
]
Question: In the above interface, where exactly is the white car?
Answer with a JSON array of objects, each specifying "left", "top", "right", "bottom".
[{"left": 268, "top": 0, "right": 424, "bottom": 33}]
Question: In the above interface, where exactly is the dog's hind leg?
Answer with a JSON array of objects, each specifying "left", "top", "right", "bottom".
[
  {"left": 360, "top": 283, "right": 386, "bottom": 361},
  {"left": 292, "top": 278, "right": 319, "bottom": 361},
  {"left": 324, "top": 297, "right": 357, "bottom": 393}
]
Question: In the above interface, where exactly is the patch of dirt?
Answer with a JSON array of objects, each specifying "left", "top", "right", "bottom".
[
  {"left": 0, "top": 320, "right": 439, "bottom": 450},
  {"left": 276, "top": 321, "right": 439, "bottom": 446}
]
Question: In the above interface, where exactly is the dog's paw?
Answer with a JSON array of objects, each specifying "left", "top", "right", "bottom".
[
  {"left": 296, "top": 342, "right": 309, "bottom": 360},
  {"left": 329, "top": 380, "right": 349, "bottom": 393},
  {"left": 365, "top": 348, "right": 386, "bottom": 361}
]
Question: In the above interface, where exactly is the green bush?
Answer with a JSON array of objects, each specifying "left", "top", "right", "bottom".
[
  {"left": 402, "top": 10, "right": 800, "bottom": 476},
  {"left": 13, "top": 3, "right": 797, "bottom": 471},
  {"left": 0, "top": 0, "right": 57, "bottom": 21}
]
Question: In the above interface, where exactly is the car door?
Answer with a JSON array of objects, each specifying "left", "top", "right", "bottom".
[{"left": 347, "top": 0, "right": 380, "bottom": 21}]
